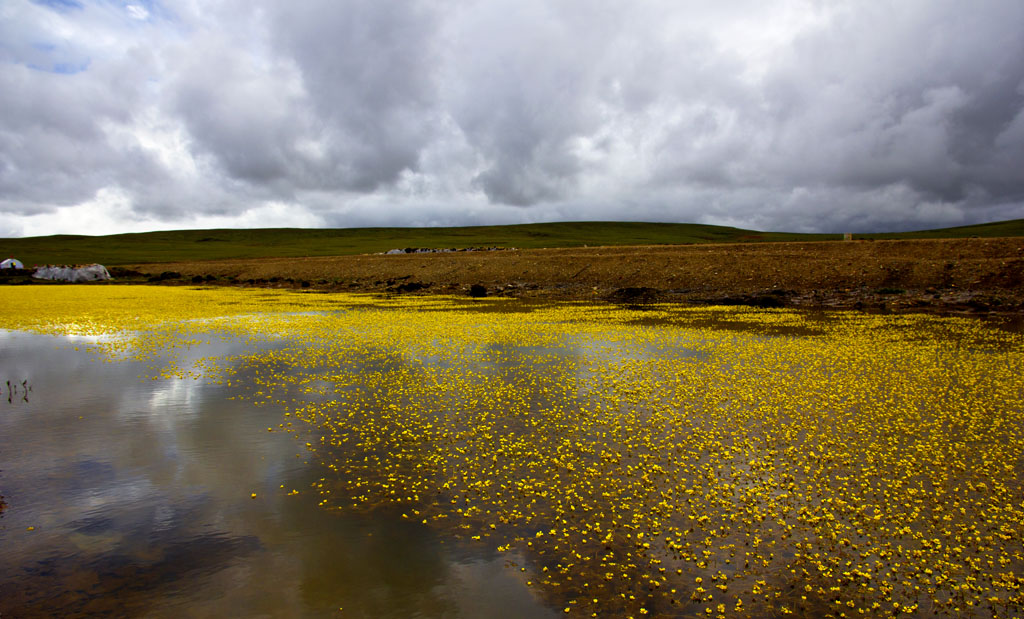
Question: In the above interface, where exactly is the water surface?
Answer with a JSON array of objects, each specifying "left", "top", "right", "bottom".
[
  {"left": 2, "top": 288, "right": 1023, "bottom": 618},
  {"left": 0, "top": 330, "right": 554, "bottom": 618}
]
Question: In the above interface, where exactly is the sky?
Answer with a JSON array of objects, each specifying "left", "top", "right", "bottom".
[{"left": 1, "top": 0, "right": 1023, "bottom": 237}]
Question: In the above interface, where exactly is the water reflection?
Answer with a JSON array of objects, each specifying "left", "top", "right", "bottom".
[
  {"left": 4, "top": 378, "right": 30, "bottom": 403},
  {"left": 0, "top": 330, "right": 555, "bottom": 618}
]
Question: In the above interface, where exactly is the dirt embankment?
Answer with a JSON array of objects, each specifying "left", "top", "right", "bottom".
[{"left": 110, "top": 237, "right": 1024, "bottom": 313}]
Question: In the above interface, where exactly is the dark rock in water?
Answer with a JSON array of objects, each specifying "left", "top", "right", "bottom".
[
  {"left": 109, "top": 267, "right": 145, "bottom": 278},
  {"left": 148, "top": 271, "right": 181, "bottom": 282},
  {"left": 608, "top": 287, "right": 661, "bottom": 303},
  {"left": 716, "top": 295, "right": 786, "bottom": 308},
  {"left": 469, "top": 284, "right": 488, "bottom": 297},
  {"left": 749, "top": 295, "right": 787, "bottom": 308},
  {"left": 395, "top": 281, "right": 428, "bottom": 293}
]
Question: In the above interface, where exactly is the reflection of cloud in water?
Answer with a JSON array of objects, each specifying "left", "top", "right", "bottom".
[
  {"left": 0, "top": 331, "right": 268, "bottom": 615},
  {"left": 144, "top": 378, "right": 204, "bottom": 422},
  {"left": 0, "top": 327, "right": 560, "bottom": 618}
]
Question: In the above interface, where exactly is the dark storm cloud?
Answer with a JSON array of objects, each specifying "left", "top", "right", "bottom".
[
  {"left": 440, "top": 1, "right": 609, "bottom": 206},
  {"left": 165, "top": 0, "right": 446, "bottom": 209},
  {"left": 0, "top": 0, "right": 1022, "bottom": 236},
  {"left": 0, "top": 58, "right": 148, "bottom": 211},
  {"left": 759, "top": 1, "right": 1024, "bottom": 207},
  {"left": 266, "top": 0, "right": 442, "bottom": 191},
  {"left": 168, "top": 34, "right": 309, "bottom": 185}
]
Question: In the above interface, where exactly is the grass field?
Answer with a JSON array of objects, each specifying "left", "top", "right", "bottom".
[{"left": 2, "top": 219, "right": 1022, "bottom": 266}]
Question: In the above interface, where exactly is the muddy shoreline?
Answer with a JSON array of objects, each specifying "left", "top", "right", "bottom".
[{"left": 6, "top": 237, "right": 1024, "bottom": 315}]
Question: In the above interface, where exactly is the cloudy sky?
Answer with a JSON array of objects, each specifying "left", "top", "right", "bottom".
[{"left": 1, "top": 0, "right": 1023, "bottom": 237}]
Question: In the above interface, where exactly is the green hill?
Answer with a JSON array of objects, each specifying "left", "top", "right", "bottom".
[
  {"left": 1, "top": 219, "right": 1021, "bottom": 266},
  {"left": 865, "top": 218, "right": 1024, "bottom": 240}
]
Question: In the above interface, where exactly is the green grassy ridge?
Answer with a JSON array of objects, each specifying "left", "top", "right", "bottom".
[
  {"left": 1, "top": 219, "right": 1021, "bottom": 266},
  {"left": 864, "top": 218, "right": 1024, "bottom": 240},
  {"left": 0, "top": 222, "right": 833, "bottom": 265}
]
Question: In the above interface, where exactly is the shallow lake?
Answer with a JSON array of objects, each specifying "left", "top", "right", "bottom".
[
  {"left": 0, "top": 329, "right": 555, "bottom": 618},
  {"left": 2, "top": 287, "right": 1023, "bottom": 618}
]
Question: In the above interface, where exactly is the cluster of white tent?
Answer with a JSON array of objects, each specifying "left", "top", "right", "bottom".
[
  {"left": 1, "top": 258, "right": 112, "bottom": 282},
  {"left": 33, "top": 264, "right": 112, "bottom": 282}
]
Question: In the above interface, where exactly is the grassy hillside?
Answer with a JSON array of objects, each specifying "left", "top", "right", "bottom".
[
  {"left": 867, "top": 218, "right": 1024, "bottom": 240},
  {"left": 0, "top": 219, "right": 1020, "bottom": 266},
  {"left": 0, "top": 222, "right": 834, "bottom": 266}
]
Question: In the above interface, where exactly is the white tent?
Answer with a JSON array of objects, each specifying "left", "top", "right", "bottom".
[
  {"left": 33, "top": 264, "right": 112, "bottom": 282},
  {"left": 1, "top": 258, "right": 24, "bottom": 269}
]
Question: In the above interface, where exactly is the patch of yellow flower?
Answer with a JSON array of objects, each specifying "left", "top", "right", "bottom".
[{"left": 2, "top": 285, "right": 1023, "bottom": 617}]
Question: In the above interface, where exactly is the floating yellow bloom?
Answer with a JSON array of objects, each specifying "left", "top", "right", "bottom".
[{"left": 3, "top": 286, "right": 1022, "bottom": 618}]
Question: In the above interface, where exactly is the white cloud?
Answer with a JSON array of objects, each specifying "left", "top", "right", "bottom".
[
  {"left": 126, "top": 4, "right": 149, "bottom": 21},
  {"left": 12, "top": 187, "right": 324, "bottom": 238}
]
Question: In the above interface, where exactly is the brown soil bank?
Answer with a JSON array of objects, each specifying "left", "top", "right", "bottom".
[{"left": 122, "top": 237, "right": 1024, "bottom": 313}]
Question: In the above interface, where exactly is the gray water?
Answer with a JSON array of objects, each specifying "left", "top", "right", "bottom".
[{"left": 0, "top": 330, "right": 555, "bottom": 618}]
